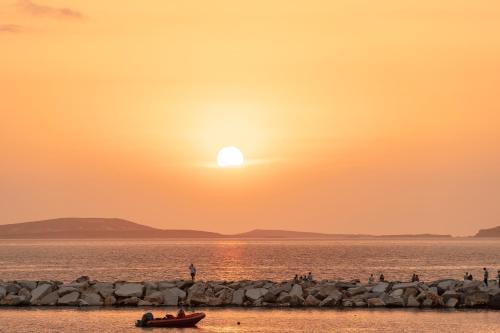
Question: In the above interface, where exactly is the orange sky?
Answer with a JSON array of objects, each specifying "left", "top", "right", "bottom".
[{"left": 1, "top": 0, "right": 500, "bottom": 235}]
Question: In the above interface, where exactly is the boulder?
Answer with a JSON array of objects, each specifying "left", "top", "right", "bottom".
[
  {"left": 371, "top": 283, "right": 389, "bottom": 294},
  {"left": 289, "top": 295, "right": 305, "bottom": 306},
  {"left": 406, "top": 296, "right": 420, "bottom": 307},
  {"left": 263, "top": 291, "right": 277, "bottom": 303},
  {"left": 144, "top": 282, "right": 158, "bottom": 296},
  {"left": 81, "top": 292, "right": 103, "bottom": 306},
  {"left": 39, "top": 291, "right": 59, "bottom": 306},
  {"left": 367, "top": 298, "right": 385, "bottom": 307},
  {"left": 90, "top": 282, "right": 114, "bottom": 298},
  {"left": 403, "top": 287, "right": 418, "bottom": 299},
  {"left": 383, "top": 295, "right": 404, "bottom": 307},
  {"left": 464, "top": 291, "right": 490, "bottom": 307},
  {"left": 17, "top": 281, "right": 37, "bottom": 291},
  {"left": 30, "top": 284, "right": 53, "bottom": 304},
  {"left": 57, "top": 286, "right": 80, "bottom": 297},
  {"left": 342, "top": 299, "right": 354, "bottom": 307},
  {"left": 58, "top": 291, "right": 80, "bottom": 305},
  {"left": 354, "top": 300, "right": 367, "bottom": 307},
  {"left": 167, "top": 287, "right": 187, "bottom": 300},
  {"left": 114, "top": 283, "right": 144, "bottom": 298},
  {"left": 346, "top": 286, "right": 366, "bottom": 297},
  {"left": 277, "top": 292, "right": 292, "bottom": 304},
  {"left": 74, "top": 276, "right": 90, "bottom": 284},
  {"left": 145, "top": 291, "right": 164, "bottom": 304},
  {"left": 18, "top": 288, "right": 31, "bottom": 298},
  {"left": 246, "top": 288, "right": 267, "bottom": 301},
  {"left": 392, "top": 282, "right": 418, "bottom": 290},
  {"left": 442, "top": 290, "right": 462, "bottom": 303},
  {"left": 437, "top": 280, "right": 457, "bottom": 293},
  {"left": 489, "top": 293, "right": 500, "bottom": 309},
  {"left": 158, "top": 281, "right": 177, "bottom": 290},
  {"left": 389, "top": 289, "right": 403, "bottom": 297},
  {"left": 421, "top": 299, "right": 433, "bottom": 308},
  {"left": 231, "top": 289, "right": 245, "bottom": 305},
  {"left": 445, "top": 298, "right": 459, "bottom": 308},
  {"left": 0, "top": 286, "right": 6, "bottom": 300},
  {"left": 104, "top": 295, "right": 116, "bottom": 306},
  {"left": 138, "top": 300, "right": 153, "bottom": 306},
  {"left": 317, "top": 284, "right": 338, "bottom": 299},
  {"left": 117, "top": 297, "right": 141, "bottom": 305},
  {"left": 216, "top": 288, "right": 233, "bottom": 305},
  {"left": 459, "top": 280, "right": 482, "bottom": 292},
  {"left": 1, "top": 294, "right": 27, "bottom": 306},
  {"left": 289, "top": 284, "right": 303, "bottom": 298},
  {"left": 5, "top": 283, "right": 20, "bottom": 294},
  {"left": 162, "top": 289, "right": 179, "bottom": 306},
  {"left": 305, "top": 295, "right": 320, "bottom": 306}
]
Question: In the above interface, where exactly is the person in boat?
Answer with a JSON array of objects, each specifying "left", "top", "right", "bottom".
[
  {"left": 189, "top": 263, "right": 197, "bottom": 282},
  {"left": 368, "top": 274, "right": 374, "bottom": 284},
  {"left": 177, "top": 303, "right": 186, "bottom": 319},
  {"left": 379, "top": 273, "right": 385, "bottom": 282}
]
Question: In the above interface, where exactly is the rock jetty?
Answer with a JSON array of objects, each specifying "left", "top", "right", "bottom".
[{"left": 1, "top": 276, "right": 499, "bottom": 309}]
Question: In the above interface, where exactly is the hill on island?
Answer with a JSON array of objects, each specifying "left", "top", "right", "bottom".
[
  {"left": 475, "top": 226, "right": 500, "bottom": 237},
  {"left": 0, "top": 218, "right": 223, "bottom": 239},
  {"left": 0, "top": 218, "right": 458, "bottom": 239}
]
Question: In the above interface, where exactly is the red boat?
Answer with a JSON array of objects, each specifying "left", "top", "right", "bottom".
[{"left": 136, "top": 312, "right": 206, "bottom": 328}]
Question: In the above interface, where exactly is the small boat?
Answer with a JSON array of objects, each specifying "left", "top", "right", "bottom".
[{"left": 136, "top": 312, "right": 206, "bottom": 328}]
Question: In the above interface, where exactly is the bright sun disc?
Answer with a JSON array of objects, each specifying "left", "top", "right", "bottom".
[{"left": 217, "top": 146, "right": 244, "bottom": 167}]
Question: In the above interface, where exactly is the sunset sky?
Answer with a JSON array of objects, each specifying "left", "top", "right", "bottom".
[{"left": 1, "top": 0, "right": 499, "bottom": 235}]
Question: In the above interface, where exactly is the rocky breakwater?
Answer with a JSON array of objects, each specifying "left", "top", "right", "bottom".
[{"left": 1, "top": 276, "right": 500, "bottom": 309}]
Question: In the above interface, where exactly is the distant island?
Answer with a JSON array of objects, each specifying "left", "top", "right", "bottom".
[
  {"left": 0, "top": 218, "right": 465, "bottom": 239},
  {"left": 475, "top": 225, "right": 500, "bottom": 237}
]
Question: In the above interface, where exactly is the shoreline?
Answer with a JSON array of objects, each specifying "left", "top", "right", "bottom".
[{"left": 1, "top": 276, "right": 499, "bottom": 310}]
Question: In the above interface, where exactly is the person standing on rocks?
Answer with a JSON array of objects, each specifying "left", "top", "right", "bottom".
[
  {"left": 368, "top": 274, "right": 374, "bottom": 284},
  {"left": 483, "top": 267, "right": 489, "bottom": 286},
  {"left": 189, "top": 263, "right": 197, "bottom": 281},
  {"left": 307, "top": 272, "right": 313, "bottom": 282}
]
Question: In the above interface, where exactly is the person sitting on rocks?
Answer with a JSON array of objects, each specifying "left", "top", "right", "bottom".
[
  {"left": 293, "top": 274, "right": 299, "bottom": 283},
  {"left": 379, "top": 274, "right": 385, "bottom": 282},
  {"left": 483, "top": 267, "right": 489, "bottom": 286},
  {"left": 307, "top": 272, "right": 313, "bottom": 281},
  {"left": 411, "top": 273, "right": 416, "bottom": 282},
  {"left": 415, "top": 274, "right": 420, "bottom": 282},
  {"left": 468, "top": 273, "right": 473, "bottom": 280},
  {"left": 368, "top": 274, "right": 374, "bottom": 284},
  {"left": 464, "top": 272, "right": 469, "bottom": 280}
]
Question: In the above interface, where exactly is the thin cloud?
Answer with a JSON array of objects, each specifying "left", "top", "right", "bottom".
[
  {"left": 0, "top": 24, "right": 23, "bottom": 33},
  {"left": 18, "top": 0, "right": 84, "bottom": 19}
]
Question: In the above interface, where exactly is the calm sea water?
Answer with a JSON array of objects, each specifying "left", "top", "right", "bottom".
[
  {"left": 0, "top": 239, "right": 499, "bottom": 282},
  {"left": 0, "top": 308, "right": 499, "bottom": 333}
]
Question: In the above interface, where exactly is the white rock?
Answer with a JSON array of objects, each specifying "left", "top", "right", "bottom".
[
  {"left": 168, "top": 287, "right": 186, "bottom": 299},
  {"left": 446, "top": 298, "right": 458, "bottom": 308},
  {"left": 289, "top": 284, "right": 303, "bottom": 298},
  {"left": 114, "top": 283, "right": 144, "bottom": 298},
  {"left": 30, "top": 284, "right": 52, "bottom": 304},
  {"left": 246, "top": 288, "right": 268, "bottom": 301},
  {"left": 162, "top": 289, "right": 179, "bottom": 306},
  {"left": 371, "top": 283, "right": 389, "bottom": 293},
  {"left": 437, "top": 280, "right": 457, "bottom": 291},
  {"left": 389, "top": 289, "right": 404, "bottom": 297},
  {"left": 81, "top": 292, "right": 103, "bottom": 306}
]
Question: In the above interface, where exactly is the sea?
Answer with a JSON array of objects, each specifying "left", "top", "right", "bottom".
[{"left": 0, "top": 238, "right": 499, "bottom": 332}]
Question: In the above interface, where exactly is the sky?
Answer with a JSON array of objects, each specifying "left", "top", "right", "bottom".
[{"left": 1, "top": 0, "right": 499, "bottom": 236}]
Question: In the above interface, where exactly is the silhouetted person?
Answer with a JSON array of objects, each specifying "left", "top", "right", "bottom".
[
  {"left": 379, "top": 274, "right": 385, "bottom": 282},
  {"left": 307, "top": 272, "right": 313, "bottom": 281},
  {"left": 368, "top": 274, "right": 374, "bottom": 284},
  {"left": 411, "top": 273, "right": 416, "bottom": 282},
  {"left": 464, "top": 272, "right": 469, "bottom": 281},
  {"left": 293, "top": 274, "right": 299, "bottom": 283},
  {"left": 415, "top": 274, "right": 420, "bottom": 282},
  {"left": 483, "top": 267, "right": 489, "bottom": 286},
  {"left": 468, "top": 273, "right": 473, "bottom": 281},
  {"left": 177, "top": 303, "right": 186, "bottom": 318},
  {"left": 189, "top": 263, "right": 196, "bottom": 281}
]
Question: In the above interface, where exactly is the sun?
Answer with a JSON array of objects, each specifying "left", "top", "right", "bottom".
[{"left": 217, "top": 146, "right": 244, "bottom": 168}]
